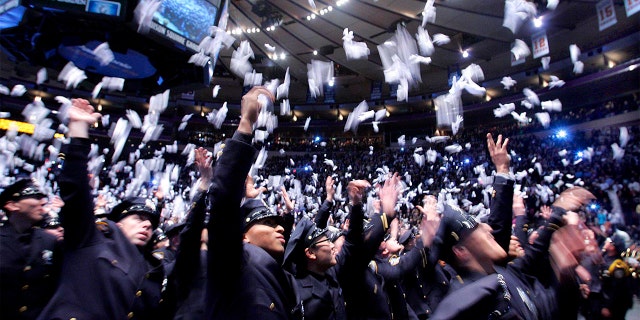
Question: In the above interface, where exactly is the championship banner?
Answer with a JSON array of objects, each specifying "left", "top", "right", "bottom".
[
  {"left": 531, "top": 31, "right": 549, "bottom": 59},
  {"left": 596, "top": 0, "right": 617, "bottom": 31}
]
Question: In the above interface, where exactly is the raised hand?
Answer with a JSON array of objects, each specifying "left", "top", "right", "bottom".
[
  {"left": 418, "top": 195, "right": 440, "bottom": 247},
  {"left": 194, "top": 147, "right": 213, "bottom": 186},
  {"left": 553, "top": 187, "right": 595, "bottom": 212},
  {"left": 347, "top": 180, "right": 370, "bottom": 206},
  {"left": 280, "top": 186, "right": 295, "bottom": 214},
  {"left": 486, "top": 133, "right": 510, "bottom": 174},
  {"left": 68, "top": 98, "right": 101, "bottom": 138},
  {"left": 325, "top": 175, "right": 336, "bottom": 202},
  {"left": 244, "top": 175, "right": 267, "bottom": 199},
  {"left": 512, "top": 194, "right": 525, "bottom": 217},
  {"left": 378, "top": 173, "right": 400, "bottom": 219},
  {"left": 539, "top": 205, "right": 552, "bottom": 220},
  {"left": 238, "top": 86, "right": 274, "bottom": 134}
]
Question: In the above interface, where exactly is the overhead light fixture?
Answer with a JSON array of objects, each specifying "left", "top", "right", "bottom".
[
  {"left": 280, "top": 52, "right": 286, "bottom": 59},
  {"left": 97, "top": 104, "right": 102, "bottom": 112},
  {"left": 462, "top": 50, "right": 469, "bottom": 58},
  {"left": 328, "top": 78, "right": 335, "bottom": 87},
  {"left": 533, "top": 16, "right": 543, "bottom": 28},
  {"left": 292, "top": 115, "right": 298, "bottom": 122},
  {"left": 313, "top": 50, "right": 318, "bottom": 55}
]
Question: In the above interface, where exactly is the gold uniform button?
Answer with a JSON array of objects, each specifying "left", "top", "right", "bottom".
[
  {"left": 127, "top": 312, "right": 134, "bottom": 319},
  {"left": 23, "top": 266, "right": 31, "bottom": 271},
  {"left": 19, "top": 306, "right": 27, "bottom": 312},
  {"left": 269, "top": 302, "right": 275, "bottom": 311},
  {"left": 136, "top": 290, "right": 142, "bottom": 297},
  {"left": 22, "top": 284, "right": 29, "bottom": 290}
]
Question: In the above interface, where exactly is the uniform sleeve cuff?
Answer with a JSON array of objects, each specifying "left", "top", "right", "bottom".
[{"left": 232, "top": 131, "right": 253, "bottom": 144}]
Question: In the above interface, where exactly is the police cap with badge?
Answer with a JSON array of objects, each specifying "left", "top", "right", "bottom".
[
  {"left": 283, "top": 218, "right": 328, "bottom": 275},
  {"left": 0, "top": 179, "right": 47, "bottom": 209},
  {"left": 109, "top": 197, "right": 160, "bottom": 228},
  {"left": 240, "top": 198, "right": 283, "bottom": 230},
  {"left": 436, "top": 203, "right": 479, "bottom": 263}
]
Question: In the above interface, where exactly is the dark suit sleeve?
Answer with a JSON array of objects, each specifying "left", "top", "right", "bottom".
[
  {"left": 169, "top": 190, "right": 207, "bottom": 300},
  {"left": 487, "top": 175, "right": 515, "bottom": 255},
  {"left": 57, "top": 138, "right": 96, "bottom": 249},
  {"left": 514, "top": 215, "right": 531, "bottom": 252},
  {"left": 509, "top": 206, "right": 564, "bottom": 278},
  {"left": 430, "top": 274, "right": 500, "bottom": 320},
  {"left": 314, "top": 200, "right": 334, "bottom": 229},
  {"left": 207, "top": 134, "right": 257, "bottom": 285},
  {"left": 376, "top": 244, "right": 429, "bottom": 283}
]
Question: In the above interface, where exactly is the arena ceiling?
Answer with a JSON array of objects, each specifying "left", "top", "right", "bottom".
[{"left": 0, "top": 0, "right": 638, "bottom": 129}]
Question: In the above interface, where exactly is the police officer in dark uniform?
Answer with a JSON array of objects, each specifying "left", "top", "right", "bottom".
[
  {"left": 37, "top": 98, "right": 166, "bottom": 320},
  {"left": 282, "top": 176, "right": 374, "bottom": 320},
  {"left": 283, "top": 218, "right": 348, "bottom": 320},
  {"left": 431, "top": 187, "right": 595, "bottom": 320},
  {"left": 402, "top": 197, "right": 451, "bottom": 320},
  {"left": 153, "top": 222, "right": 186, "bottom": 275},
  {"left": 0, "top": 179, "right": 61, "bottom": 320},
  {"left": 281, "top": 173, "right": 352, "bottom": 320},
  {"left": 205, "top": 86, "right": 301, "bottom": 320}
]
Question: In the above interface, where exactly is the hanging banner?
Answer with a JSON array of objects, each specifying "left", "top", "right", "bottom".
[
  {"left": 625, "top": 0, "right": 640, "bottom": 16},
  {"left": 531, "top": 31, "right": 549, "bottom": 59},
  {"left": 597, "top": 0, "right": 617, "bottom": 31}
]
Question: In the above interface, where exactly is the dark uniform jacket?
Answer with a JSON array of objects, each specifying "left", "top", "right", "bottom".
[
  {"left": 168, "top": 191, "right": 208, "bottom": 320},
  {"left": 0, "top": 224, "right": 61, "bottom": 319},
  {"left": 38, "top": 138, "right": 165, "bottom": 320},
  {"left": 289, "top": 203, "right": 364, "bottom": 320},
  {"left": 341, "top": 210, "right": 400, "bottom": 320},
  {"left": 402, "top": 249, "right": 450, "bottom": 319},
  {"left": 206, "top": 133, "right": 299, "bottom": 320},
  {"left": 432, "top": 205, "right": 567, "bottom": 320}
]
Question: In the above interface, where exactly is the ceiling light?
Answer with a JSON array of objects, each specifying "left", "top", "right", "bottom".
[
  {"left": 328, "top": 78, "right": 335, "bottom": 87},
  {"left": 533, "top": 17, "right": 543, "bottom": 28},
  {"left": 306, "top": 16, "right": 311, "bottom": 20},
  {"left": 327, "top": 6, "right": 332, "bottom": 11},
  {"left": 97, "top": 104, "right": 102, "bottom": 111},
  {"left": 292, "top": 115, "right": 297, "bottom": 122},
  {"left": 280, "top": 52, "right": 286, "bottom": 59},
  {"left": 607, "top": 60, "right": 616, "bottom": 68},
  {"left": 462, "top": 50, "right": 469, "bottom": 58},
  {"left": 311, "top": 14, "right": 316, "bottom": 19},
  {"left": 313, "top": 50, "right": 318, "bottom": 55}
]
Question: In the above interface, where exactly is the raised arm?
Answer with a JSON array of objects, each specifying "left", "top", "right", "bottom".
[
  {"left": 314, "top": 175, "right": 336, "bottom": 228},
  {"left": 510, "top": 187, "right": 595, "bottom": 278},
  {"left": 207, "top": 87, "right": 273, "bottom": 283},
  {"left": 169, "top": 147, "right": 212, "bottom": 297},
  {"left": 58, "top": 98, "right": 102, "bottom": 248},
  {"left": 486, "top": 133, "right": 515, "bottom": 255}
]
